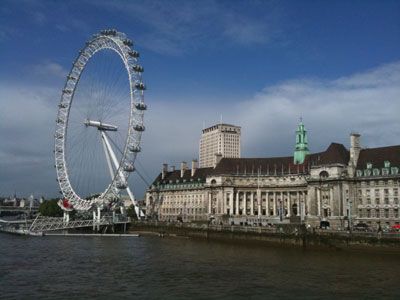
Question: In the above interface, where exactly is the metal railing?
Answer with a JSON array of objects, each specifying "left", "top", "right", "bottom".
[{"left": 28, "top": 215, "right": 130, "bottom": 233}]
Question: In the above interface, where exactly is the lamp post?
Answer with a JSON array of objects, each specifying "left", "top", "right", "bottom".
[
  {"left": 348, "top": 199, "right": 353, "bottom": 232},
  {"left": 300, "top": 199, "right": 304, "bottom": 224}
]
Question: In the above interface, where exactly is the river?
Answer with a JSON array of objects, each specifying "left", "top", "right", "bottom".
[{"left": 0, "top": 234, "right": 399, "bottom": 299}]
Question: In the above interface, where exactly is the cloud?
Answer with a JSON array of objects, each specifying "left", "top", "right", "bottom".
[
  {"left": 222, "top": 12, "right": 272, "bottom": 45},
  {"left": 0, "top": 82, "right": 59, "bottom": 197},
  {"left": 1, "top": 61, "right": 399, "bottom": 199},
  {"left": 31, "top": 61, "right": 68, "bottom": 79},
  {"left": 235, "top": 61, "right": 400, "bottom": 157},
  {"left": 91, "top": 0, "right": 280, "bottom": 55}
]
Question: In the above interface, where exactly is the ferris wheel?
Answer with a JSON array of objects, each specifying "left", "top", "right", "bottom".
[{"left": 54, "top": 29, "right": 146, "bottom": 217}]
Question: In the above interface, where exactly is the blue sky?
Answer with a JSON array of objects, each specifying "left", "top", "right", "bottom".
[{"left": 0, "top": 0, "right": 399, "bottom": 198}]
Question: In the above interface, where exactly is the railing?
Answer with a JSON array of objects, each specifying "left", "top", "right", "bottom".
[{"left": 28, "top": 215, "right": 130, "bottom": 233}]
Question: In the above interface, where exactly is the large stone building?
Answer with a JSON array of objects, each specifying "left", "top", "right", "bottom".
[
  {"left": 199, "top": 123, "right": 241, "bottom": 168},
  {"left": 146, "top": 122, "right": 400, "bottom": 229}
]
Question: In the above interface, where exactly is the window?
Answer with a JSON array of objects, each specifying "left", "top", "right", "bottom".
[
  {"left": 373, "top": 168, "right": 380, "bottom": 176},
  {"left": 367, "top": 162, "right": 373, "bottom": 169},
  {"left": 382, "top": 168, "right": 389, "bottom": 176},
  {"left": 384, "top": 161, "right": 391, "bottom": 168}
]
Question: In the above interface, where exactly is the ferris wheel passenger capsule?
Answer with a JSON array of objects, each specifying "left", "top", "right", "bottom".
[
  {"left": 134, "top": 102, "right": 147, "bottom": 110},
  {"left": 116, "top": 180, "right": 128, "bottom": 189},
  {"left": 128, "top": 145, "right": 141, "bottom": 153},
  {"left": 133, "top": 124, "right": 145, "bottom": 132},
  {"left": 123, "top": 163, "right": 135, "bottom": 172},
  {"left": 128, "top": 50, "right": 140, "bottom": 58},
  {"left": 132, "top": 64, "right": 144, "bottom": 72},
  {"left": 123, "top": 39, "right": 133, "bottom": 46},
  {"left": 135, "top": 82, "right": 146, "bottom": 90},
  {"left": 63, "top": 89, "right": 72, "bottom": 94}
]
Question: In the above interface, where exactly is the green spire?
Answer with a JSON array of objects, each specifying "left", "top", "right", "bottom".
[{"left": 294, "top": 118, "right": 309, "bottom": 164}]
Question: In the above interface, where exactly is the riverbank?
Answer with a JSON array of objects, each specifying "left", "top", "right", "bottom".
[{"left": 128, "top": 221, "right": 400, "bottom": 252}]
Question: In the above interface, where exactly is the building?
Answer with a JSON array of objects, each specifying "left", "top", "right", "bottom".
[
  {"left": 199, "top": 123, "right": 241, "bottom": 168},
  {"left": 146, "top": 121, "right": 400, "bottom": 230},
  {"left": 146, "top": 161, "right": 212, "bottom": 222}
]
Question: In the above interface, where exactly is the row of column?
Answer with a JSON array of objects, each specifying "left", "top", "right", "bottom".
[{"left": 220, "top": 190, "right": 306, "bottom": 217}]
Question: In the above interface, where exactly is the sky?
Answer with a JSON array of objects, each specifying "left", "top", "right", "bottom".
[{"left": 0, "top": 0, "right": 399, "bottom": 199}]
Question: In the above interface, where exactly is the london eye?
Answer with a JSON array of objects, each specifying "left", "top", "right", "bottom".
[{"left": 54, "top": 29, "right": 146, "bottom": 217}]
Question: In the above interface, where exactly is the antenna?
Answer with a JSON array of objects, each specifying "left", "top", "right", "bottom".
[{"left": 220, "top": 114, "right": 223, "bottom": 125}]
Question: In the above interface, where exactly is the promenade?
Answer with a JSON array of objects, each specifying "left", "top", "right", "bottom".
[{"left": 129, "top": 221, "right": 400, "bottom": 251}]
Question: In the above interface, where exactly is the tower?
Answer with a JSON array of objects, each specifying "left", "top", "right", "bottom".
[
  {"left": 293, "top": 119, "right": 309, "bottom": 164},
  {"left": 199, "top": 123, "right": 241, "bottom": 168}
]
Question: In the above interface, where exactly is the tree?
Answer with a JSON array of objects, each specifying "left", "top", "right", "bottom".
[
  {"left": 39, "top": 199, "right": 63, "bottom": 217},
  {"left": 126, "top": 204, "right": 137, "bottom": 219}
]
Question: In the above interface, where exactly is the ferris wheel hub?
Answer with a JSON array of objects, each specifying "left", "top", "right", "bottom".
[{"left": 84, "top": 119, "right": 118, "bottom": 131}]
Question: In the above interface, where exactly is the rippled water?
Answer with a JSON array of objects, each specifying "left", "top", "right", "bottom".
[{"left": 0, "top": 234, "right": 399, "bottom": 299}]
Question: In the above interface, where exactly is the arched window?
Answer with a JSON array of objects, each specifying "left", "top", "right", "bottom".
[{"left": 319, "top": 171, "right": 329, "bottom": 179}]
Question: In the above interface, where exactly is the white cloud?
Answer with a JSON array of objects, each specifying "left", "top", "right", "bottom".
[
  {"left": 1, "top": 61, "right": 399, "bottom": 198},
  {"left": 31, "top": 61, "right": 68, "bottom": 79}
]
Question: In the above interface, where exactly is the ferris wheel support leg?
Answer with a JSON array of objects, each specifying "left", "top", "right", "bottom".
[
  {"left": 101, "top": 131, "right": 143, "bottom": 219},
  {"left": 101, "top": 134, "right": 115, "bottom": 180},
  {"left": 97, "top": 206, "right": 101, "bottom": 231},
  {"left": 126, "top": 186, "right": 141, "bottom": 219},
  {"left": 93, "top": 211, "right": 96, "bottom": 231},
  {"left": 63, "top": 211, "right": 69, "bottom": 224}
]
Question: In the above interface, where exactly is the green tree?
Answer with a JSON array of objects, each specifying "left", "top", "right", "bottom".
[
  {"left": 126, "top": 204, "right": 137, "bottom": 219},
  {"left": 39, "top": 199, "right": 63, "bottom": 217}
]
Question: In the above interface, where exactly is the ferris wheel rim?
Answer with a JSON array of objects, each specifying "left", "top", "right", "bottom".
[{"left": 54, "top": 29, "right": 146, "bottom": 211}]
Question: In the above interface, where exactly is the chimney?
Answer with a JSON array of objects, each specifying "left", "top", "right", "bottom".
[
  {"left": 349, "top": 133, "right": 361, "bottom": 167},
  {"left": 180, "top": 161, "right": 187, "bottom": 178},
  {"left": 162, "top": 163, "right": 168, "bottom": 180},
  {"left": 214, "top": 153, "right": 223, "bottom": 168},
  {"left": 191, "top": 159, "right": 198, "bottom": 177}
]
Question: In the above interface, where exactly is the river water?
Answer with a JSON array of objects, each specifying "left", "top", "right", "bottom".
[{"left": 0, "top": 234, "right": 399, "bottom": 299}]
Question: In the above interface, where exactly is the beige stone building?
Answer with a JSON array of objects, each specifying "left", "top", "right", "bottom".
[
  {"left": 146, "top": 123, "right": 400, "bottom": 230},
  {"left": 199, "top": 123, "right": 241, "bottom": 168}
]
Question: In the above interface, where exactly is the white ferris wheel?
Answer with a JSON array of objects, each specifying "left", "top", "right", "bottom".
[{"left": 54, "top": 29, "right": 146, "bottom": 218}]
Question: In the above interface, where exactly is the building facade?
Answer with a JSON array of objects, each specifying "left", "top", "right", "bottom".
[
  {"left": 199, "top": 123, "right": 241, "bottom": 168},
  {"left": 146, "top": 122, "right": 400, "bottom": 229}
]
